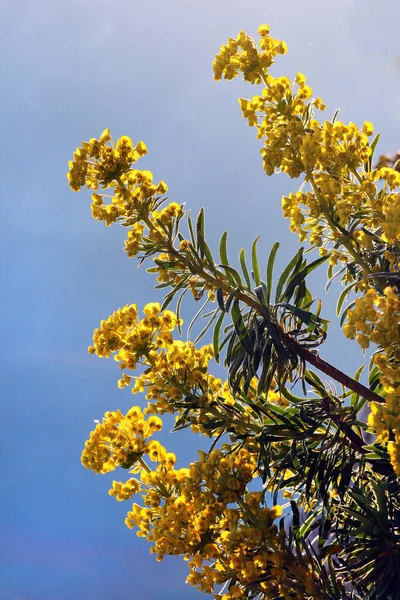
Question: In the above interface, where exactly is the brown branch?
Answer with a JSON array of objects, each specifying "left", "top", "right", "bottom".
[{"left": 292, "top": 342, "right": 386, "bottom": 405}]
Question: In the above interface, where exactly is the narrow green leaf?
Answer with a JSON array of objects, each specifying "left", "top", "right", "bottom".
[
  {"left": 187, "top": 212, "right": 196, "bottom": 246},
  {"left": 266, "top": 242, "right": 279, "bottom": 305},
  {"left": 291, "top": 501, "right": 300, "bottom": 531},
  {"left": 161, "top": 290, "right": 176, "bottom": 311},
  {"left": 213, "top": 311, "right": 226, "bottom": 364},
  {"left": 336, "top": 281, "right": 358, "bottom": 316},
  {"left": 217, "top": 264, "right": 243, "bottom": 288},
  {"left": 280, "top": 387, "right": 308, "bottom": 404},
  {"left": 252, "top": 236, "right": 261, "bottom": 286},
  {"left": 216, "top": 288, "right": 225, "bottom": 312},
  {"left": 327, "top": 262, "right": 334, "bottom": 281},
  {"left": 224, "top": 288, "right": 239, "bottom": 315},
  {"left": 239, "top": 247, "right": 251, "bottom": 289},
  {"left": 187, "top": 297, "right": 210, "bottom": 340},
  {"left": 332, "top": 108, "right": 340, "bottom": 123},
  {"left": 277, "top": 303, "right": 330, "bottom": 328},
  {"left": 257, "top": 338, "right": 273, "bottom": 394},
  {"left": 219, "top": 330, "right": 233, "bottom": 355},
  {"left": 299, "top": 512, "right": 319, "bottom": 539},
  {"left": 367, "top": 132, "right": 381, "bottom": 171},
  {"left": 340, "top": 299, "right": 356, "bottom": 327},
  {"left": 275, "top": 248, "right": 303, "bottom": 303},
  {"left": 305, "top": 369, "right": 326, "bottom": 395},
  {"left": 284, "top": 255, "right": 329, "bottom": 302},
  {"left": 196, "top": 208, "right": 205, "bottom": 252},
  {"left": 176, "top": 288, "right": 188, "bottom": 335},
  {"left": 197, "top": 231, "right": 215, "bottom": 266},
  {"left": 351, "top": 365, "right": 365, "bottom": 407},
  {"left": 231, "top": 299, "right": 253, "bottom": 354},
  {"left": 219, "top": 231, "right": 229, "bottom": 266},
  {"left": 193, "top": 308, "right": 218, "bottom": 345}
]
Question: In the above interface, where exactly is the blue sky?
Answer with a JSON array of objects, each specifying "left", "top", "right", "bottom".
[{"left": 1, "top": 0, "right": 400, "bottom": 598}]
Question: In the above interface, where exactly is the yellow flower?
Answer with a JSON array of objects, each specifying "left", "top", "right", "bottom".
[{"left": 257, "top": 24, "right": 270, "bottom": 37}]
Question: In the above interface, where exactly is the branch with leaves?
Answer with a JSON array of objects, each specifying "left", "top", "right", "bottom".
[{"left": 69, "top": 23, "right": 400, "bottom": 600}]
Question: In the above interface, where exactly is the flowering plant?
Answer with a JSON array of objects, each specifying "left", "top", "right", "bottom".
[{"left": 69, "top": 24, "right": 400, "bottom": 600}]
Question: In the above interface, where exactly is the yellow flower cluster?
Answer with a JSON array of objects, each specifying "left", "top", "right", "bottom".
[
  {"left": 88, "top": 302, "right": 181, "bottom": 367},
  {"left": 122, "top": 442, "right": 313, "bottom": 599},
  {"left": 344, "top": 286, "right": 400, "bottom": 351},
  {"left": 82, "top": 399, "right": 315, "bottom": 599},
  {"left": 131, "top": 340, "right": 233, "bottom": 416},
  {"left": 90, "top": 169, "right": 168, "bottom": 229},
  {"left": 343, "top": 287, "right": 400, "bottom": 473},
  {"left": 368, "top": 389, "right": 400, "bottom": 476},
  {"left": 240, "top": 79, "right": 330, "bottom": 179},
  {"left": 215, "top": 26, "right": 398, "bottom": 269},
  {"left": 87, "top": 302, "right": 236, "bottom": 431},
  {"left": 213, "top": 25, "right": 287, "bottom": 84},
  {"left": 68, "top": 130, "right": 170, "bottom": 257},
  {"left": 81, "top": 405, "right": 163, "bottom": 474},
  {"left": 67, "top": 129, "right": 149, "bottom": 191}
]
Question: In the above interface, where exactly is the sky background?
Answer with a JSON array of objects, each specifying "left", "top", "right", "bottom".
[{"left": 1, "top": 0, "right": 400, "bottom": 598}]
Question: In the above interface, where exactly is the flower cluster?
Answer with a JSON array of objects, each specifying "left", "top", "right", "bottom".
[
  {"left": 131, "top": 340, "right": 232, "bottom": 416},
  {"left": 124, "top": 441, "right": 316, "bottom": 599},
  {"left": 88, "top": 302, "right": 181, "bottom": 366},
  {"left": 343, "top": 286, "right": 400, "bottom": 351},
  {"left": 68, "top": 130, "right": 170, "bottom": 257},
  {"left": 213, "top": 25, "right": 287, "bottom": 83},
  {"left": 216, "top": 25, "right": 399, "bottom": 268},
  {"left": 82, "top": 401, "right": 318, "bottom": 599},
  {"left": 81, "top": 405, "right": 163, "bottom": 474},
  {"left": 341, "top": 287, "right": 400, "bottom": 473},
  {"left": 67, "top": 129, "right": 149, "bottom": 192}
]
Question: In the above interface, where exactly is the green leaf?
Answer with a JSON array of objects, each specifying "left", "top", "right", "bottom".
[
  {"left": 176, "top": 288, "right": 188, "bottom": 335},
  {"left": 257, "top": 338, "right": 273, "bottom": 394},
  {"left": 216, "top": 287, "right": 225, "bottom": 312},
  {"left": 197, "top": 231, "right": 215, "bottom": 266},
  {"left": 283, "top": 255, "right": 329, "bottom": 303},
  {"left": 277, "top": 302, "right": 330, "bottom": 329},
  {"left": 187, "top": 211, "right": 196, "bottom": 246},
  {"left": 336, "top": 281, "right": 358, "bottom": 316},
  {"left": 231, "top": 299, "right": 253, "bottom": 354},
  {"left": 161, "top": 290, "right": 176, "bottom": 311},
  {"left": 187, "top": 297, "right": 210, "bottom": 339},
  {"left": 280, "top": 387, "right": 308, "bottom": 404},
  {"left": 299, "top": 512, "right": 319, "bottom": 539},
  {"left": 219, "top": 330, "right": 233, "bottom": 355},
  {"left": 305, "top": 369, "right": 327, "bottom": 395},
  {"left": 239, "top": 247, "right": 251, "bottom": 289},
  {"left": 275, "top": 248, "right": 304, "bottom": 303},
  {"left": 193, "top": 308, "right": 219, "bottom": 345},
  {"left": 340, "top": 299, "right": 356, "bottom": 327},
  {"left": 217, "top": 264, "right": 243, "bottom": 288},
  {"left": 266, "top": 242, "right": 279, "bottom": 305},
  {"left": 291, "top": 501, "right": 300, "bottom": 531},
  {"left": 351, "top": 365, "right": 365, "bottom": 407},
  {"left": 367, "top": 132, "right": 381, "bottom": 172},
  {"left": 219, "top": 231, "right": 229, "bottom": 266},
  {"left": 332, "top": 108, "right": 340, "bottom": 123},
  {"left": 251, "top": 236, "right": 261, "bottom": 286},
  {"left": 196, "top": 208, "right": 205, "bottom": 252},
  {"left": 213, "top": 311, "right": 226, "bottom": 364}
]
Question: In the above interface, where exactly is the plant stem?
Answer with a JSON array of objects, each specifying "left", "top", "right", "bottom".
[
  {"left": 308, "top": 175, "right": 374, "bottom": 277},
  {"left": 292, "top": 342, "right": 385, "bottom": 404}
]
